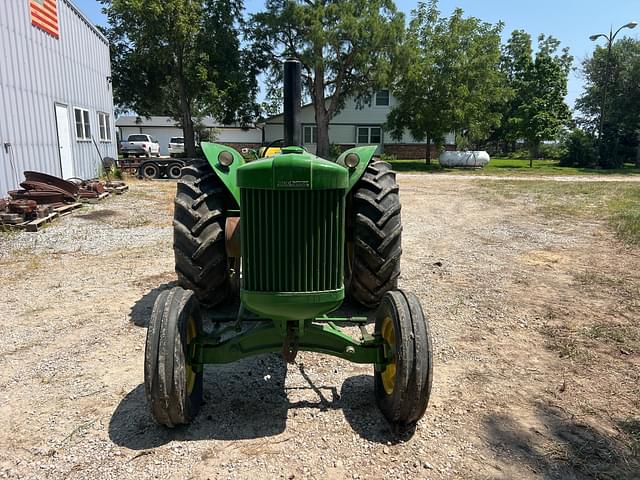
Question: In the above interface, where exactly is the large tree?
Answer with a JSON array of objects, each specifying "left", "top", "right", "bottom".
[
  {"left": 100, "top": 0, "right": 259, "bottom": 156},
  {"left": 576, "top": 38, "right": 640, "bottom": 168},
  {"left": 489, "top": 29, "right": 533, "bottom": 153},
  {"left": 386, "top": 1, "right": 507, "bottom": 161},
  {"left": 249, "top": 0, "right": 405, "bottom": 158},
  {"left": 493, "top": 31, "right": 572, "bottom": 159}
]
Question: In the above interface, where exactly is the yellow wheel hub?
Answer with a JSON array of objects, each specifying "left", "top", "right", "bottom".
[
  {"left": 380, "top": 315, "right": 397, "bottom": 395},
  {"left": 185, "top": 316, "right": 197, "bottom": 396}
]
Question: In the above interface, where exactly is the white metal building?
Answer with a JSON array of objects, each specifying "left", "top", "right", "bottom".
[
  {"left": 264, "top": 90, "right": 455, "bottom": 159},
  {"left": 116, "top": 116, "right": 262, "bottom": 156},
  {"left": 0, "top": 0, "right": 116, "bottom": 197}
]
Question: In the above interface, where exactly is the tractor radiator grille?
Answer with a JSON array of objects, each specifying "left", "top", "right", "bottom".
[{"left": 240, "top": 188, "right": 345, "bottom": 292}]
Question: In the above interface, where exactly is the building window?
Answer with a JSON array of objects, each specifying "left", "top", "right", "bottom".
[
  {"left": 98, "top": 112, "right": 112, "bottom": 141},
  {"left": 375, "top": 90, "right": 390, "bottom": 106},
  {"left": 303, "top": 125, "right": 317, "bottom": 144},
  {"left": 357, "top": 126, "right": 382, "bottom": 144},
  {"left": 74, "top": 108, "right": 91, "bottom": 140}
]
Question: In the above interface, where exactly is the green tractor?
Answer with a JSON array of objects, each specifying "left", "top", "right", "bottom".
[{"left": 145, "top": 60, "right": 433, "bottom": 434}]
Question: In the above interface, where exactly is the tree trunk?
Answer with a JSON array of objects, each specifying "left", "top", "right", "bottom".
[
  {"left": 425, "top": 136, "right": 431, "bottom": 164},
  {"left": 315, "top": 110, "right": 330, "bottom": 158},
  {"left": 176, "top": 55, "right": 196, "bottom": 157},
  {"left": 312, "top": 64, "right": 331, "bottom": 159},
  {"left": 529, "top": 140, "right": 540, "bottom": 165},
  {"left": 637, "top": 133, "right": 640, "bottom": 168}
]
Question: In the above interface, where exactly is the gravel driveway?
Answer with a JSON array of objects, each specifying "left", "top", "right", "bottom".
[{"left": 0, "top": 176, "right": 638, "bottom": 480}]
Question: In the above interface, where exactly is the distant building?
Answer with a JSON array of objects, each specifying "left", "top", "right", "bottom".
[
  {"left": 116, "top": 116, "right": 262, "bottom": 156},
  {"left": 0, "top": 0, "right": 117, "bottom": 197},
  {"left": 263, "top": 90, "right": 456, "bottom": 159}
]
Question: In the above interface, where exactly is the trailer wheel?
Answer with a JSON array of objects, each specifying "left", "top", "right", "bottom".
[
  {"left": 374, "top": 290, "right": 432, "bottom": 435},
  {"left": 167, "top": 163, "right": 183, "bottom": 179},
  {"left": 345, "top": 160, "right": 402, "bottom": 307},
  {"left": 144, "top": 286, "right": 203, "bottom": 427},
  {"left": 141, "top": 162, "right": 160, "bottom": 179},
  {"left": 173, "top": 160, "right": 233, "bottom": 306}
]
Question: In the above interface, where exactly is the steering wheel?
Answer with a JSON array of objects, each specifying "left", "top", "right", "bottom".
[{"left": 260, "top": 138, "right": 284, "bottom": 158}]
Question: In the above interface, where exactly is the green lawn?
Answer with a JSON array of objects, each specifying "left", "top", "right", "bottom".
[{"left": 388, "top": 157, "right": 640, "bottom": 176}]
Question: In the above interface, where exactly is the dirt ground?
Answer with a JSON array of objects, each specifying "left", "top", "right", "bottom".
[{"left": 0, "top": 174, "right": 638, "bottom": 480}]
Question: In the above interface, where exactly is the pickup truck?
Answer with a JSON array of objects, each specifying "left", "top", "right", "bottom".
[
  {"left": 120, "top": 134, "right": 161, "bottom": 158},
  {"left": 168, "top": 137, "right": 184, "bottom": 157}
]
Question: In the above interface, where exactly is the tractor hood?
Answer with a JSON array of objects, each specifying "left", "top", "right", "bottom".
[{"left": 237, "top": 147, "right": 348, "bottom": 190}]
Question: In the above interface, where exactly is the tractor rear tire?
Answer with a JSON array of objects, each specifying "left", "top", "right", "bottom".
[
  {"left": 144, "top": 286, "right": 203, "bottom": 427},
  {"left": 173, "top": 160, "right": 232, "bottom": 306},
  {"left": 346, "top": 160, "right": 402, "bottom": 307}
]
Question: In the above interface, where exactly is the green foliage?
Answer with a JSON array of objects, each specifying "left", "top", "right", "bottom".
[
  {"left": 100, "top": 0, "right": 258, "bottom": 156},
  {"left": 387, "top": 1, "right": 507, "bottom": 158},
  {"left": 328, "top": 143, "right": 344, "bottom": 161},
  {"left": 538, "top": 143, "right": 565, "bottom": 160},
  {"left": 379, "top": 153, "right": 398, "bottom": 163},
  {"left": 560, "top": 129, "right": 599, "bottom": 168},
  {"left": 576, "top": 38, "right": 640, "bottom": 168},
  {"left": 249, "top": 0, "right": 405, "bottom": 158},
  {"left": 493, "top": 31, "right": 573, "bottom": 156}
]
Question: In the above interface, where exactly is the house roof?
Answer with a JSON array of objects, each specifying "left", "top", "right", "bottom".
[
  {"left": 115, "top": 116, "right": 252, "bottom": 128},
  {"left": 264, "top": 99, "right": 318, "bottom": 123}
]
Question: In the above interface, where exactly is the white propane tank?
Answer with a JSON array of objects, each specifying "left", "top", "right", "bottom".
[{"left": 438, "top": 150, "right": 490, "bottom": 168}]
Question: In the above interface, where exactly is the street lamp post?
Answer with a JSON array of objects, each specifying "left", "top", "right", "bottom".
[{"left": 589, "top": 22, "right": 638, "bottom": 147}]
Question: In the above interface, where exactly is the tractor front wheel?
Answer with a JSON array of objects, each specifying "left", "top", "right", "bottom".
[
  {"left": 144, "top": 286, "right": 203, "bottom": 427},
  {"left": 345, "top": 160, "right": 402, "bottom": 307},
  {"left": 374, "top": 290, "right": 433, "bottom": 435},
  {"left": 173, "top": 160, "right": 233, "bottom": 306}
]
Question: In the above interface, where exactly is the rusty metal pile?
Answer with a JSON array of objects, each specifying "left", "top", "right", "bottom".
[{"left": 0, "top": 171, "right": 126, "bottom": 228}]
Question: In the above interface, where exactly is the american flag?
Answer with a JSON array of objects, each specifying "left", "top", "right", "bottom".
[{"left": 29, "top": 0, "right": 59, "bottom": 38}]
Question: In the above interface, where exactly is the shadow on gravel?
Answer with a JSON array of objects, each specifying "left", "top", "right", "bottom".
[
  {"left": 129, "top": 282, "right": 178, "bottom": 327},
  {"left": 485, "top": 403, "right": 640, "bottom": 479},
  {"left": 109, "top": 358, "right": 399, "bottom": 449}
]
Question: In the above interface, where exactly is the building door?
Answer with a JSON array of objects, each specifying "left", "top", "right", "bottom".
[{"left": 55, "top": 104, "right": 74, "bottom": 179}]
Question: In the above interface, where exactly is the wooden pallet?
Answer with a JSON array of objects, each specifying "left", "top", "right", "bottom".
[
  {"left": 1, "top": 212, "right": 60, "bottom": 232},
  {"left": 80, "top": 192, "right": 110, "bottom": 204},
  {"left": 105, "top": 185, "right": 129, "bottom": 195},
  {"left": 0, "top": 202, "right": 84, "bottom": 232},
  {"left": 25, "top": 212, "right": 59, "bottom": 231},
  {"left": 53, "top": 202, "right": 83, "bottom": 216}
]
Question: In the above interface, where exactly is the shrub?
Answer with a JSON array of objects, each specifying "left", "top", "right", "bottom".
[
  {"left": 379, "top": 153, "right": 398, "bottom": 163},
  {"left": 329, "top": 144, "right": 343, "bottom": 161},
  {"left": 560, "top": 129, "right": 598, "bottom": 168},
  {"left": 538, "top": 143, "right": 565, "bottom": 160}
]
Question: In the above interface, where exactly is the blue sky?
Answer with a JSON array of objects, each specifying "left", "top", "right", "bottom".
[{"left": 74, "top": 0, "right": 639, "bottom": 108}]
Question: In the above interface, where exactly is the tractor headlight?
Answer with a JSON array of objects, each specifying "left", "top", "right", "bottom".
[
  {"left": 218, "top": 151, "right": 234, "bottom": 167},
  {"left": 345, "top": 153, "right": 360, "bottom": 169}
]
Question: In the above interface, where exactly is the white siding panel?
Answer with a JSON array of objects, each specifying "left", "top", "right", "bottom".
[
  {"left": 216, "top": 128, "right": 261, "bottom": 144},
  {"left": 0, "top": 0, "right": 116, "bottom": 195}
]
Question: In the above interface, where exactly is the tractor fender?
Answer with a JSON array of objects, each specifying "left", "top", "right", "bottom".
[
  {"left": 336, "top": 145, "right": 379, "bottom": 192},
  {"left": 201, "top": 142, "right": 245, "bottom": 206}
]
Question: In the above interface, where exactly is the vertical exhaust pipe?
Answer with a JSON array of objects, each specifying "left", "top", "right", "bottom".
[{"left": 283, "top": 59, "right": 302, "bottom": 147}]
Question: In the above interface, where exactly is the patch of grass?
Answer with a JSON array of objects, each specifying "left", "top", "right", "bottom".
[
  {"left": 609, "top": 189, "right": 640, "bottom": 245},
  {"left": 584, "top": 324, "right": 638, "bottom": 348},
  {"left": 388, "top": 158, "right": 640, "bottom": 176},
  {"left": 478, "top": 181, "right": 640, "bottom": 245},
  {"left": 618, "top": 417, "right": 640, "bottom": 459}
]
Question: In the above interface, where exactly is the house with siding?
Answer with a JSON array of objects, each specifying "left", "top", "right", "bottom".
[
  {"left": 0, "top": 0, "right": 117, "bottom": 197},
  {"left": 263, "top": 90, "right": 455, "bottom": 159}
]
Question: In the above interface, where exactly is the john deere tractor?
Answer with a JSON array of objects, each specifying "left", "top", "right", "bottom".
[{"left": 144, "top": 60, "right": 433, "bottom": 433}]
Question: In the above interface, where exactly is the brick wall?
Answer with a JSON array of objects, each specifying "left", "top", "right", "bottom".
[
  {"left": 223, "top": 142, "right": 262, "bottom": 151},
  {"left": 383, "top": 144, "right": 456, "bottom": 160}
]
